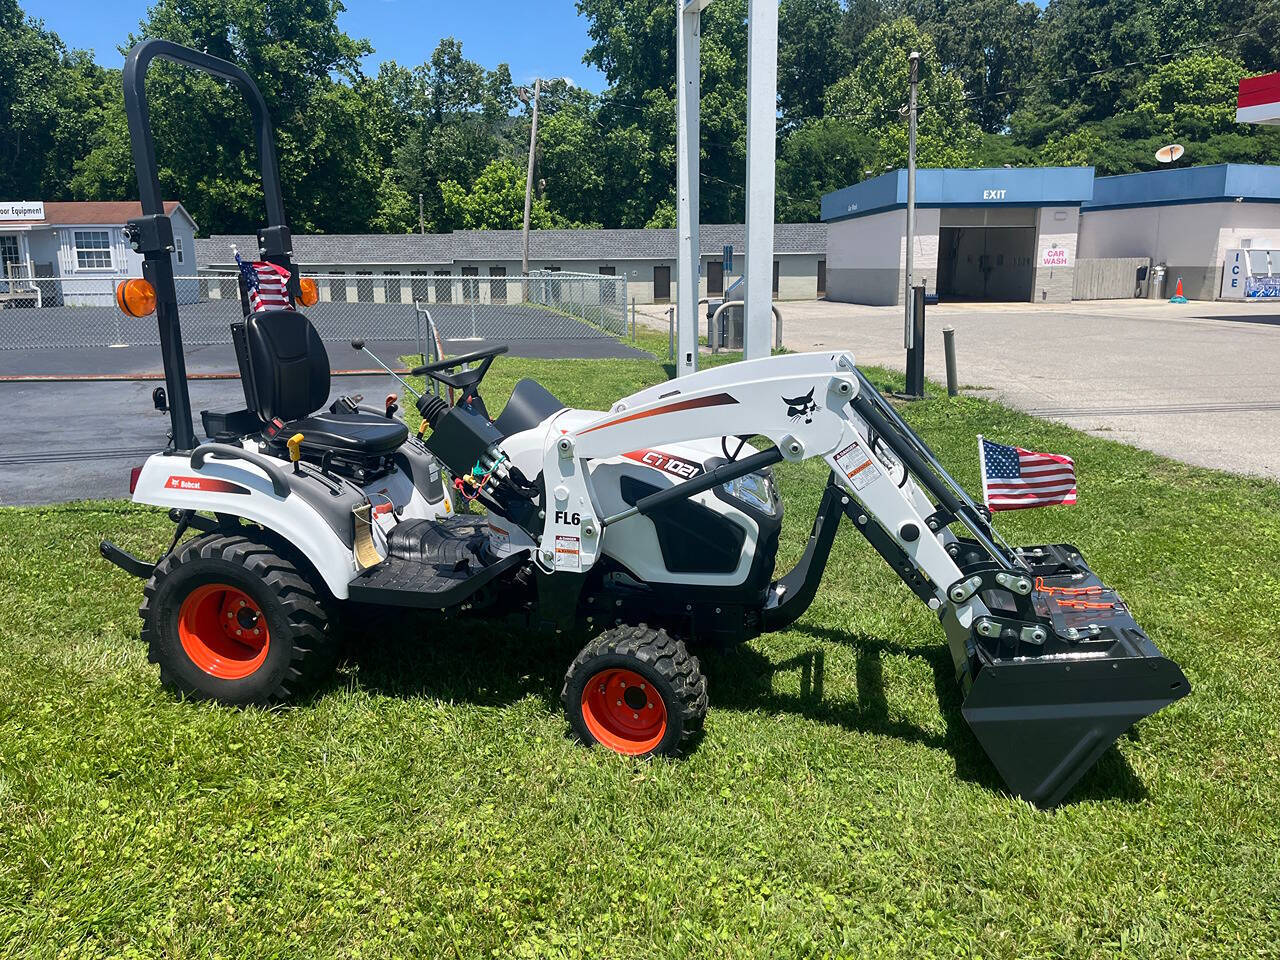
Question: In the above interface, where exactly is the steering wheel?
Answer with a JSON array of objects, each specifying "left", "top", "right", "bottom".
[{"left": 411, "top": 344, "right": 508, "bottom": 391}]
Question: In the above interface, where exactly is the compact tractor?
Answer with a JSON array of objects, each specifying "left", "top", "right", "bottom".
[{"left": 102, "top": 41, "right": 1189, "bottom": 806}]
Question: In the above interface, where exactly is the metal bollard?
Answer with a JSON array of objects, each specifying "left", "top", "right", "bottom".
[{"left": 943, "top": 326, "right": 958, "bottom": 397}]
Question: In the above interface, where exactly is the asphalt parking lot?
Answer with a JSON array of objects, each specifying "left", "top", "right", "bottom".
[{"left": 0, "top": 334, "right": 651, "bottom": 506}]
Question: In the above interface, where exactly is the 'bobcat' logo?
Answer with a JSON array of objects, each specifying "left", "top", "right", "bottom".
[{"left": 782, "top": 388, "right": 818, "bottom": 424}]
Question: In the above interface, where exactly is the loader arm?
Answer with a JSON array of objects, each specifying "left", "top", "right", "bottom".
[{"left": 539, "top": 351, "right": 1189, "bottom": 806}]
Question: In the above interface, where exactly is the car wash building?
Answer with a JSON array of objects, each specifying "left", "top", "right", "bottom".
[
  {"left": 821, "top": 167, "right": 1095, "bottom": 305},
  {"left": 1077, "top": 164, "right": 1280, "bottom": 301}
]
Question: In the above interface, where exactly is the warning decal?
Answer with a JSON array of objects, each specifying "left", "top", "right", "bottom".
[
  {"left": 555, "top": 535, "right": 581, "bottom": 571},
  {"left": 833, "top": 441, "right": 882, "bottom": 492}
]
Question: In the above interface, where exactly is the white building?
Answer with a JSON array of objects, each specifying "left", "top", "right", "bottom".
[
  {"left": 1078, "top": 164, "right": 1280, "bottom": 301},
  {"left": 820, "top": 168, "right": 1095, "bottom": 305},
  {"left": 0, "top": 201, "right": 198, "bottom": 306},
  {"left": 195, "top": 224, "right": 829, "bottom": 306}
]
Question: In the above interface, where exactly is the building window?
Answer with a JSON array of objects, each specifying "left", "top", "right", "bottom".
[
  {"left": 489, "top": 266, "right": 507, "bottom": 304},
  {"left": 385, "top": 270, "right": 402, "bottom": 304},
  {"left": 772, "top": 261, "right": 780, "bottom": 295},
  {"left": 356, "top": 271, "right": 374, "bottom": 301},
  {"left": 817, "top": 259, "right": 826, "bottom": 297},
  {"left": 0, "top": 235, "right": 20, "bottom": 277},
  {"left": 330, "top": 271, "right": 347, "bottom": 303},
  {"left": 75, "top": 230, "right": 113, "bottom": 270},
  {"left": 174, "top": 236, "right": 184, "bottom": 265}
]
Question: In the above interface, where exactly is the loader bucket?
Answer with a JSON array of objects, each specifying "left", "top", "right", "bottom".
[{"left": 952, "top": 544, "right": 1190, "bottom": 806}]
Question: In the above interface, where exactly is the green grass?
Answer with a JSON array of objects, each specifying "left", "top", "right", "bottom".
[{"left": 2, "top": 353, "right": 1279, "bottom": 958}]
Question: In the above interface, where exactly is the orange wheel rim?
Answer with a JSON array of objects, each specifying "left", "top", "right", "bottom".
[
  {"left": 581, "top": 668, "right": 668, "bottom": 755},
  {"left": 177, "top": 583, "right": 270, "bottom": 680}
]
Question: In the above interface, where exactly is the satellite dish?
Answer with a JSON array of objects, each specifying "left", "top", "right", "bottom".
[{"left": 1155, "top": 143, "right": 1185, "bottom": 164}]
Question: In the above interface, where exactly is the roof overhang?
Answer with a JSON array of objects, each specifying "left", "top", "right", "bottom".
[
  {"left": 1084, "top": 164, "right": 1280, "bottom": 211},
  {"left": 1238, "top": 72, "right": 1280, "bottom": 125},
  {"left": 821, "top": 167, "right": 1096, "bottom": 223}
]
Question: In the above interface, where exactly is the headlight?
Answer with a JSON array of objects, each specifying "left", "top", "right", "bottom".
[{"left": 722, "top": 471, "right": 778, "bottom": 516}]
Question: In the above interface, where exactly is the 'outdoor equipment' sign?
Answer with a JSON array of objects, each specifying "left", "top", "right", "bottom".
[{"left": 0, "top": 202, "right": 45, "bottom": 221}]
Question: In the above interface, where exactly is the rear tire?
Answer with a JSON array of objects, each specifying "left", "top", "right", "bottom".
[
  {"left": 562, "top": 624, "right": 708, "bottom": 757},
  {"left": 140, "top": 533, "right": 338, "bottom": 705}
]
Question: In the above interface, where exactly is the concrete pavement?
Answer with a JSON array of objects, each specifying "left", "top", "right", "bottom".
[{"left": 638, "top": 298, "right": 1280, "bottom": 478}]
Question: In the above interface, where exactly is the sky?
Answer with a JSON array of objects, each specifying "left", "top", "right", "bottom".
[{"left": 23, "top": 0, "right": 608, "bottom": 90}]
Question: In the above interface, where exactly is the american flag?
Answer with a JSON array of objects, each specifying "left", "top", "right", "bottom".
[
  {"left": 979, "top": 436, "right": 1077, "bottom": 511},
  {"left": 236, "top": 252, "right": 292, "bottom": 313}
]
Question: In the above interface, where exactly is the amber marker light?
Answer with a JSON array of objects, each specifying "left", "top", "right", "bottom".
[{"left": 115, "top": 278, "right": 157, "bottom": 318}]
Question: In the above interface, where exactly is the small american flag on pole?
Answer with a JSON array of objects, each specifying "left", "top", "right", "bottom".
[
  {"left": 979, "top": 436, "right": 1077, "bottom": 511},
  {"left": 236, "top": 252, "right": 292, "bottom": 313}
]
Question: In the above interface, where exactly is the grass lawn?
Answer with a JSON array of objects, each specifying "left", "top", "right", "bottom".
[{"left": 2, "top": 347, "right": 1279, "bottom": 958}]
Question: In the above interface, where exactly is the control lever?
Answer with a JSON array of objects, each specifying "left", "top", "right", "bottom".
[
  {"left": 351, "top": 339, "right": 422, "bottom": 400},
  {"left": 385, "top": 393, "right": 399, "bottom": 419}
]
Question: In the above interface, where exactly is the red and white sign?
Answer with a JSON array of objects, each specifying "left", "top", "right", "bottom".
[
  {"left": 1237, "top": 72, "right": 1280, "bottom": 126},
  {"left": 622, "top": 448, "right": 703, "bottom": 480},
  {"left": 164, "top": 475, "right": 249, "bottom": 495},
  {"left": 1042, "top": 246, "right": 1070, "bottom": 268}
]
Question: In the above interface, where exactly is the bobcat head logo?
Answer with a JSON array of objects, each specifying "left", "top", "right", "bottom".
[{"left": 782, "top": 388, "right": 818, "bottom": 424}]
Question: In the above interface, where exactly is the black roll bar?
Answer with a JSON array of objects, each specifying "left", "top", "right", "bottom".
[
  {"left": 123, "top": 40, "right": 287, "bottom": 226},
  {"left": 121, "top": 40, "right": 295, "bottom": 453}
]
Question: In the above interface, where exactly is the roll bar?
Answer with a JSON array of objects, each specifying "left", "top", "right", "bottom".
[
  {"left": 121, "top": 40, "right": 294, "bottom": 453},
  {"left": 123, "top": 40, "right": 286, "bottom": 226}
]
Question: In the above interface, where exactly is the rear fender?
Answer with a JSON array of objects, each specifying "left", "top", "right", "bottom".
[{"left": 131, "top": 452, "right": 359, "bottom": 598}]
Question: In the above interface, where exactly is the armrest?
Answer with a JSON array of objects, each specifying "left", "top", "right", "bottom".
[{"left": 191, "top": 443, "right": 291, "bottom": 497}]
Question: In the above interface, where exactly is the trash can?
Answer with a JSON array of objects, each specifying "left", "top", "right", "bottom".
[{"left": 1147, "top": 264, "right": 1167, "bottom": 300}]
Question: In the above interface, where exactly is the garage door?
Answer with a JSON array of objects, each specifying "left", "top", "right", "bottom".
[{"left": 936, "top": 207, "right": 1036, "bottom": 302}]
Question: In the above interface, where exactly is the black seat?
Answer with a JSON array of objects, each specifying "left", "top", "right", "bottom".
[
  {"left": 244, "top": 309, "right": 408, "bottom": 455},
  {"left": 288, "top": 411, "right": 407, "bottom": 456},
  {"left": 491, "top": 378, "right": 565, "bottom": 438}
]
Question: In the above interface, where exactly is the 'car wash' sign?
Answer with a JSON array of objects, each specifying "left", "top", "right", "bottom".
[
  {"left": 0, "top": 201, "right": 44, "bottom": 221},
  {"left": 1041, "top": 244, "right": 1070, "bottom": 268}
]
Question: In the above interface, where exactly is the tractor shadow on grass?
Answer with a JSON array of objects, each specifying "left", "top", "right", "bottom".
[
  {"left": 705, "top": 625, "right": 1149, "bottom": 807},
  {"left": 331, "top": 611, "right": 1146, "bottom": 806},
  {"left": 333, "top": 608, "right": 579, "bottom": 713}
]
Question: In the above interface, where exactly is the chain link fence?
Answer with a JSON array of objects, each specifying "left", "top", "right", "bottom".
[{"left": 0, "top": 272, "right": 631, "bottom": 350}]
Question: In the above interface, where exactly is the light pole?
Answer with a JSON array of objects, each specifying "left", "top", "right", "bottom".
[
  {"left": 519, "top": 78, "right": 542, "bottom": 290},
  {"left": 904, "top": 50, "right": 919, "bottom": 350}
]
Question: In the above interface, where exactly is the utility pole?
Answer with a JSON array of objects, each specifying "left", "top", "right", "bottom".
[
  {"left": 522, "top": 77, "right": 541, "bottom": 283},
  {"left": 743, "top": 0, "right": 778, "bottom": 361},
  {"left": 904, "top": 50, "right": 919, "bottom": 350},
  {"left": 418, "top": 193, "right": 424, "bottom": 235},
  {"left": 677, "top": 2, "right": 709, "bottom": 377}
]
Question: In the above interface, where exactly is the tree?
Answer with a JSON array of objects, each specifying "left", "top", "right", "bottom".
[
  {"left": 776, "top": 118, "right": 877, "bottom": 221},
  {"left": 778, "top": 0, "right": 852, "bottom": 128},
  {"left": 1135, "top": 54, "right": 1248, "bottom": 142},
  {"left": 913, "top": 0, "right": 1040, "bottom": 132},
  {"left": 824, "top": 18, "right": 981, "bottom": 169},
  {"left": 439, "top": 158, "right": 555, "bottom": 231},
  {"left": 0, "top": 0, "right": 115, "bottom": 201}
]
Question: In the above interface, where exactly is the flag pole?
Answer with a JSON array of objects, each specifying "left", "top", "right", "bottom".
[{"left": 977, "top": 435, "right": 989, "bottom": 509}]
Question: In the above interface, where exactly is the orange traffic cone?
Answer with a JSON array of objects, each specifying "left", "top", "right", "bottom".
[{"left": 1170, "top": 276, "right": 1187, "bottom": 303}]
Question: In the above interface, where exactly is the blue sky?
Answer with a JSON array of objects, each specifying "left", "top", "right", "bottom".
[{"left": 24, "top": 0, "right": 608, "bottom": 90}]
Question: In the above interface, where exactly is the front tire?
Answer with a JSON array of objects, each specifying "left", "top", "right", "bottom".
[
  {"left": 562, "top": 624, "right": 708, "bottom": 757},
  {"left": 140, "top": 533, "right": 338, "bottom": 705}
]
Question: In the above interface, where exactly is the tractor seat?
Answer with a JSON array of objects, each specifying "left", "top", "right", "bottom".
[
  {"left": 243, "top": 308, "right": 408, "bottom": 458},
  {"left": 289, "top": 411, "right": 407, "bottom": 456}
]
